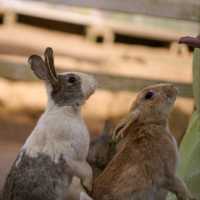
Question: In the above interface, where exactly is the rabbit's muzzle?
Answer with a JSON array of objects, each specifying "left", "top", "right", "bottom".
[
  {"left": 79, "top": 73, "right": 97, "bottom": 100},
  {"left": 164, "top": 85, "right": 178, "bottom": 104}
]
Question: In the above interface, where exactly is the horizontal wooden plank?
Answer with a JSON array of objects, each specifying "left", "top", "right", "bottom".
[
  {"left": 0, "top": 62, "right": 193, "bottom": 98},
  {"left": 22, "top": 0, "right": 200, "bottom": 22},
  {"left": 1, "top": 1, "right": 198, "bottom": 41},
  {"left": 0, "top": 23, "right": 193, "bottom": 98},
  {"left": 0, "top": 23, "right": 193, "bottom": 81}
]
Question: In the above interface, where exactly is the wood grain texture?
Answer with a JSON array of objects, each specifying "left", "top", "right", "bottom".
[{"left": 30, "top": 0, "right": 200, "bottom": 22}]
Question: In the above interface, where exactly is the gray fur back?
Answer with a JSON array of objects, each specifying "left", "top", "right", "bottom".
[{"left": 2, "top": 152, "right": 71, "bottom": 200}]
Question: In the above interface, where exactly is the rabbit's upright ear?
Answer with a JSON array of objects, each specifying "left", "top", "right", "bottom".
[
  {"left": 44, "top": 47, "right": 58, "bottom": 86},
  {"left": 28, "top": 55, "right": 48, "bottom": 80},
  {"left": 112, "top": 109, "right": 140, "bottom": 142},
  {"left": 28, "top": 48, "right": 59, "bottom": 88}
]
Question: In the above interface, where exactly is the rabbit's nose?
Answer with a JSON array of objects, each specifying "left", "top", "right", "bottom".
[
  {"left": 174, "top": 86, "right": 179, "bottom": 95},
  {"left": 166, "top": 85, "right": 178, "bottom": 98},
  {"left": 172, "top": 85, "right": 179, "bottom": 95}
]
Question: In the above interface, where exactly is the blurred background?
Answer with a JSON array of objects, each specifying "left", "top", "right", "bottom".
[{"left": 0, "top": 0, "right": 199, "bottom": 191}]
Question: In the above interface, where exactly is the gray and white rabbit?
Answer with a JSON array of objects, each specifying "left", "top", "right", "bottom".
[{"left": 2, "top": 47, "right": 96, "bottom": 200}]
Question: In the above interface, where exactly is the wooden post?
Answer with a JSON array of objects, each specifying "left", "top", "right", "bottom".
[{"left": 3, "top": 10, "right": 17, "bottom": 26}]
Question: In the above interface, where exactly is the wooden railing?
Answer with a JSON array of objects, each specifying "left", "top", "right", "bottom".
[
  {"left": 23, "top": 0, "right": 200, "bottom": 22},
  {"left": 0, "top": 0, "right": 199, "bottom": 42}
]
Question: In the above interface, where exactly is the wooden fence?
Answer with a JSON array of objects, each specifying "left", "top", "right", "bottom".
[{"left": 23, "top": 0, "right": 200, "bottom": 22}]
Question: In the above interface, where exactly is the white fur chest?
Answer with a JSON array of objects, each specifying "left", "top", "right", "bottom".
[{"left": 21, "top": 106, "right": 90, "bottom": 163}]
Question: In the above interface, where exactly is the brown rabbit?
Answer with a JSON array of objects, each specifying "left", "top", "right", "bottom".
[{"left": 92, "top": 83, "right": 194, "bottom": 200}]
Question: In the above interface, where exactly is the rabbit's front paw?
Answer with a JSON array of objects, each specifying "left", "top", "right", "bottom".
[
  {"left": 177, "top": 193, "right": 196, "bottom": 200},
  {"left": 81, "top": 176, "right": 93, "bottom": 193},
  {"left": 185, "top": 190, "right": 196, "bottom": 200},
  {"left": 112, "top": 129, "right": 125, "bottom": 142},
  {"left": 188, "top": 197, "right": 196, "bottom": 200},
  {"left": 80, "top": 191, "right": 93, "bottom": 200},
  {"left": 80, "top": 163, "right": 93, "bottom": 193}
]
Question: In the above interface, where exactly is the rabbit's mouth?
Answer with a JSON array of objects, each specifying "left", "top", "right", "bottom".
[{"left": 166, "top": 96, "right": 176, "bottom": 105}]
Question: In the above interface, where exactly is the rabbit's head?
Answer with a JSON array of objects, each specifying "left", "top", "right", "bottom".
[
  {"left": 113, "top": 83, "right": 177, "bottom": 141},
  {"left": 28, "top": 47, "right": 97, "bottom": 108},
  {"left": 131, "top": 83, "right": 178, "bottom": 121}
]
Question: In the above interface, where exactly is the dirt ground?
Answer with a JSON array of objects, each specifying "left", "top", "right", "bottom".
[{"left": 0, "top": 24, "right": 194, "bottom": 191}]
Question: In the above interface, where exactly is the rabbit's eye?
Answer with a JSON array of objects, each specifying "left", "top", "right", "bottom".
[
  {"left": 68, "top": 75, "right": 77, "bottom": 83},
  {"left": 144, "top": 91, "right": 155, "bottom": 100}
]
